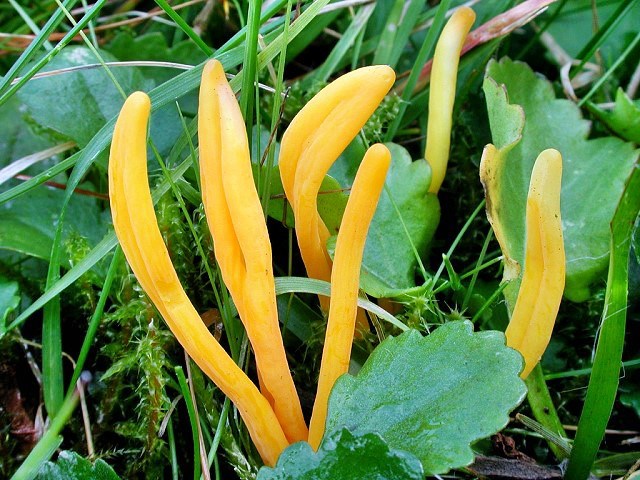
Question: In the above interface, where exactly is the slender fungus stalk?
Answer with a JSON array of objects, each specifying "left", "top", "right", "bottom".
[
  {"left": 505, "top": 149, "right": 565, "bottom": 379},
  {"left": 425, "top": 6, "right": 475, "bottom": 194},
  {"left": 279, "top": 66, "right": 395, "bottom": 313},
  {"left": 198, "top": 60, "right": 308, "bottom": 443},
  {"left": 308, "top": 143, "right": 392, "bottom": 449},
  {"left": 109, "top": 92, "right": 288, "bottom": 466}
]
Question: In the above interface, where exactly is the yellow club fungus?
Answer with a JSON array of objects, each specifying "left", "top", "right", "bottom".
[
  {"left": 108, "top": 91, "right": 288, "bottom": 466},
  {"left": 425, "top": 7, "right": 476, "bottom": 194},
  {"left": 279, "top": 66, "right": 395, "bottom": 313},
  {"left": 198, "top": 60, "right": 307, "bottom": 443},
  {"left": 504, "top": 149, "right": 565, "bottom": 379},
  {"left": 308, "top": 143, "right": 392, "bottom": 449}
]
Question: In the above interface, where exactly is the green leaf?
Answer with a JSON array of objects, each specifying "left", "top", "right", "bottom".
[
  {"left": 35, "top": 450, "right": 120, "bottom": 480},
  {"left": 257, "top": 428, "right": 423, "bottom": 480},
  {"left": 589, "top": 88, "right": 640, "bottom": 144},
  {"left": 17, "top": 46, "right": 146, "bottom": 147},
  {"left": 483, "top": 58, "right": 639, "bottom": 302},
  {"left": 328, "top": 142, "right": 440, "bottom": 297},
  {"left": 0, "top": 185, "right": 107, "bottom": 264},
  {"left": 16, "top": 46, "right": 182, "bottom": 157},
  {"left": 325, "top": 321, "right": 527, "bottom": 474}
]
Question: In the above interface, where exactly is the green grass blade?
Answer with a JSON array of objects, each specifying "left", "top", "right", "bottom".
[
  {"left": 10, "top": 376, "right": 88, "bottom": 480},
  {"left": 4, "top": 159, "right": 192, "bottom": 334},
  {"left": 154, "top": 0, "right": 213, "bottom": 56},
  {"left": 386, "top": 0, "right": 430, "bottom": 69},
  {"left": 0, "top": 0, "right": 106, "bottom": 107},
  {"left": 578, "top": 30, "right": 640, "bottom": 107},
  {"left": 274, "top": 277, "right": 408, "bottom": 331},
  {"left": 66, "top": 248, "right": 122, "bottom": 396},
  {"left": 314, "top": 4, "right": 375, "bottom": 83},
  {"left": 384, "top": 0, "right": 451, "bottom": 141},
  {"left": 0, "top": 0, "right": 78, "bottom": 97},
  {"left": 565, "top": 162, "right": 640, "bottom": 480},
  {"left": 239, "top": 0, "right": 263, "bottom": 131},
  {"left": 175, "top": 366, "right": 202, "bottom": 480},
  {"left": 7, "top": 0, "right": 54, "bottom": 51},
  {"left": 0, "top": 154, "right": 78, "bottom": 205},
  {"left": 42, "top": 220, "right": 64, "bottom": 418},
  {"left": 372, "top": 0, "right": 404, "bottom": 66},
  {"left": 525, "top": 364, "right": 568, "bottom": 460},
  {"left": 571, "top": 0, "right": 640, "bottom": 78}
]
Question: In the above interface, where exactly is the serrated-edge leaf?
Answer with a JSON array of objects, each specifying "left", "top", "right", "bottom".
[
  {"left": 257, "top": 428, "right": 423, "bottom": 480},
  {"left": 325, "top": 321, "right": 526, "bottom": 474}
]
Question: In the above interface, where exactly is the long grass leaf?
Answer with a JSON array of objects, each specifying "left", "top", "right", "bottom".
[
  {"left": 0, "top": 0, "right": 106, "bottom": 107},
  {"left": 274, "top": 277, "right": 408, "bottom": 331},
  {"left": 314, "top": 4, "right": 375, "bottom": 83},
  {"left": 239, "top": 0, "right": 263, "bottom": 129},
  {"left": 385, "top": 0, "right": 451, "bottom": 141},
  {"left": 0, "top": 0, "right": 78, "bottom": 98},
  {"left": 4, "top": 159, "right": 192, "bottom": 334},
  {"left": 154, "top": 0, "right": 213, "bottom": 56},
  {"left": 42, "top": 221, "right": 64, "bottom": 418},
  {"left": 565, "top": 161, "right": 640, "bottom": 480}
]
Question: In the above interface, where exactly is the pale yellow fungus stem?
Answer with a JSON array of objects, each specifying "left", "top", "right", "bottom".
[
  {"left": 505, "top": 149, "right": 565, "bottom": 379},
  {"left": 279, "top": 66, "right": 395, "bottom": 313},
  {"left": 109, "top": 92, "right": 288, "bottom": 466},
  {"left": 308, "top": 143, "right": 391, "bottom": 449},
  {"left": 198, "top": 60, "right": 308, "bottom": 443},
  {"left": 425, "top": 6, "right": 475, "bottom": 194}
]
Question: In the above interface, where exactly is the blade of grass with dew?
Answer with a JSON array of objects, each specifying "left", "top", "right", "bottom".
[
  {"left": 239, "top": 0, "right": 263, "bottom": 132},
  {"left": 565, "top": 162, "right": 640, "bottom": 480},
  {"left": 10, "top": 374, "right": 89, "bottom": 480},
  {"left": 0, "top": 0, "right": 106, "bottom": 107},
  {"left": 0, "top": 0, "right": 78, "bottom": 98},
  {"left": 525, "top": 365, "right": 568, "bottom": 460},
  {"left": 175, "top": 366, "right": 201, "bottom": 480},
  {"left": 154, "top": 0, "right": 213, "bottom": 56},
  {"left": 571, "top": 0, "right": 640, "bottom": 80},
  {"left": 3, "top": 158, "right": 192, "bottom": 335},
  {"left": 385, "top": 0, "right": 451, "bottom": 141},
  {"left": 372, "top": 0, "right": 404, "bottom": 66},
  {"left": 314, "top": 3, "right": 375, "bottom": 83},
  {"left": 387, "top": 0, "right": 433, "bottom": 70},
  {"left": 274, "top": 277, "right": 408, "bottom": 332},
  {"left": 66, "top": 248, "right": 121, "bottom": 396}
]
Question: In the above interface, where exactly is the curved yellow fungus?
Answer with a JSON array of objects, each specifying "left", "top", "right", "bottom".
[
  {"left": 109, "top": 91, "right": 288, "bottom": 466},
  {"left": 505, "top": 149, "right": 565, "bottom": 379},
  {"left": 198, "top": 60, "right": 308, "bottom": 443},
  {"left": 425, "top": 6, "right": 475, "bottom": 194},
  {"left": 279, "top": 66, "right": 395, "bottom": 312},
  {"left": 308, "top": 143, "right": 392, "bottom": 449}
]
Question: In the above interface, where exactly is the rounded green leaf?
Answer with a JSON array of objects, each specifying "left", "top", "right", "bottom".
[
  {"left": 257, "top": 428, "right": 423, "bottom": 480},
  {"left": 325, "top": 321, "right": 527, "bottom": 474}
]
